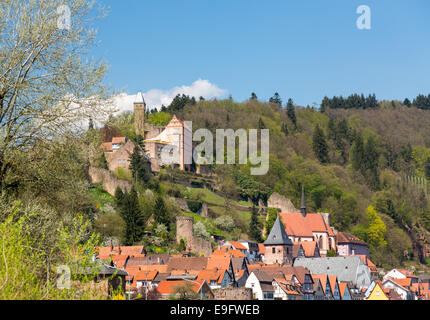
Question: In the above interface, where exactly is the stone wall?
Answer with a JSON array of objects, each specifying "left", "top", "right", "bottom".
[
  {"left": 89, "top": 167, "right": 131, "bottom": 196},
  {"left": 213, "top": 287, "right": 253, "bottom": 300},
  {"left": 191, "top": 237, "right": 213, "bottom": 257},
  {"left": 267, "top": 192, "right": 300, "bottom": 213}
]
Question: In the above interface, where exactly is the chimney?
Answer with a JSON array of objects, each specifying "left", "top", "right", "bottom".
[
  {"left": 110, "top": 239, "right": 113, "bottom": 251},
  {"left": 118, "top": 243, "right": 121, "bottom": 255},
  {"left": 300, "top": 185, "right": 307, "bottom": 217}
]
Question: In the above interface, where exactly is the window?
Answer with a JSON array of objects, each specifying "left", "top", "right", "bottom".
[
  {"left": 263, "top": 292, "right": 274, "bottom": 300},
  {"left": 272, "top": 247, "right": 276, "bottom": 254}
]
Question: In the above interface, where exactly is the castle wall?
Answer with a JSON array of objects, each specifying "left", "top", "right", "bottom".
[{"left": 88, "top": 167, "right": 131, "bottom": 196}]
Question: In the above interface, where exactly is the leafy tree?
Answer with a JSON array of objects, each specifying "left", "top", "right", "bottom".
[
  {"left": 250, "top": 92, "right": 258, "bottom": 100},
  {"left": 0, "top": 1, "right": 111, "bottom": 189},
  {"left": 194, "top": 221, "right": 210, "bottom": 240},
  {"left": 365, "top": 206, "right": 387, "bottom": 248},
  {"left": 312, "top": 124, "right": 329, "bottom": 164},
  {"left": 148, "top": 112, "right": 172, "bottom": 126},
  {"left": 264, "top": 208, "right": 278, "bottom": 238},
  {"left": 286, "top": 98, "right": 297, "bottom": 128}
]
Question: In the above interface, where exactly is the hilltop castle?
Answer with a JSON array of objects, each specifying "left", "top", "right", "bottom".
[{"left": 102, "top": 92, "right": 192, "bottom": 173}]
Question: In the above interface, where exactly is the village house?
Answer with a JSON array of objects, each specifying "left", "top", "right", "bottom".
[
  {"left": 337, "top": 232, "right": 369, "bottom": 258},
  {"left": 312, "top": 278, "right": 326, "bottom": 300},
  {"left": 383, "top": 268, "right": 419, "bottom": 284},
  {"left": 382, "top": 278, "right": 415, "bottom": 300},
  {"left": 311, "top": 274, "right": 333, "bottom": 300},
  {"left": 237, "top": 240, "right": 260, "bottom": 261},
  {"left": 272, "top": 276, "right": 302, "bottom": 300},
  {"left": 364, "top": 281, "right": 389, "bottom": 300},
  {"left": 328, "top": 275, "right": 341, "bottom": 300},
  {"left": 245, "top": 270, "right": 276, "bottom": 300},
  {"left": 338, "top": 282, "right": 353, "bottom": 300}
]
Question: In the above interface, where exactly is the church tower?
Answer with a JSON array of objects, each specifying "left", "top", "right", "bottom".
[
  {"left": 134, "top": 91, "right": 146, "bottom": 137},
  {"left": 263, "top": 215, "right": 293, "bottom": 265},
  {"left": 300, "top": 185, "right": 307, "bottom": 217}
]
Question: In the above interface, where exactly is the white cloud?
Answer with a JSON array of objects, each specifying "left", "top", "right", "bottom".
[{"left": 112, "top": 79, "right": 228, "bottom": 114}]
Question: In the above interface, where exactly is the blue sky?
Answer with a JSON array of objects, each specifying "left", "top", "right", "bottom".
[{"left": 92, "top": 0, "right": 430, "bottom": 109}]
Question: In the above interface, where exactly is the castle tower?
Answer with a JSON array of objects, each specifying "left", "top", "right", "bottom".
[
  {"left": 176, "top": 216, "right": 194, "bottom": 251},
  {"left": 263, "top": 215, "right": 293, "bottom": 265},
  {"left": 134, "top": 91, "right": 146, "bottom": 137}
]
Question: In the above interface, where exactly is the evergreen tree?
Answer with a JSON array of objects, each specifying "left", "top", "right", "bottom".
[
  {"left": 96, "top": 152, "right": 109, "bottom": 170},
  {"left": 88, "top": 117, "right": 94, "bottom": 131},
  {"left": 350, "top": 134, "right": 365, "bottom": 171},
  {"left": 269, "top": 92, "right": 282, "bottom": 107},
  {"left": 286, "top": 98, "right": 297, "bottom": 128},
  {"left": 403, "top": 98, "right": 412, "bottom": 107},
  {"left": 129, "top": 146, "right": 150, "bottom": 184},
  {"left": 258, "top": 117, "right": 265, "bottom": 129},
  {"left": 312, "top": 124, "right": 329, "bottom": 164},
  {"left": 281, "top": 122, "right": 289, "bottom": 136},
  {"left": 116, "top": 187, "right": 145, "bottom": 245},
  {"left": 363, "top": 136, "right": 380, "bottom": 190},
  {"left": 249, "top": 206, "right": 263, "bottom": 242},
  {"left": 250, "top": 92, "right": 258, "bottom": 100},
  {"left": 153, "top": 195, "right": 170, "bottom": 231},
  {"left": 425, "top": 158, "right": 430, "bottom": 180}
]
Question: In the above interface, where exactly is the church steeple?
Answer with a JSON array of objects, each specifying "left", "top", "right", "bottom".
[{"left": 300, "top": 185, "right": 307, "bottom": 217}]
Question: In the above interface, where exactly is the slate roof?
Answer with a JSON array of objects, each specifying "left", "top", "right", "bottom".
[
  {"left": 293, "top": 256, "right": 369, "bottom": 286},
  {"left": 264, "top": 215, "right": 293, "bottom": 246}
]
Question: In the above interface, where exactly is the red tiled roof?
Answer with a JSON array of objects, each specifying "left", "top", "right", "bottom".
[
  {"left": 212, "top": 249, "right": 246, "bottom": 258},
  {"left": 274, "top": 278, "right": 301, "bottom": 295},
  {"left": 279, "top": 213, "right": 335, "bottom": 237},
  {"left": 228, "top": 241, "right": 247, "bottom": 250},
  {"left": 393, "top": 278, "right": 413, "bottom": 288},
  {"left": 207, "top": 257, "right": 232, "bottom": 271},
  {"left": 112, "top": 136, "right": 126, "bottom": 144},
  {"left": 311, "top": 274, "right": 329, "bottom": 294},
  {"left": 197, "top": 269, "right": 224, "bottom": 284},
  {"left": 258, "top": 244, "right": 265, "bottom": 254},
  {"left": 100, "top": 142, "right": 113, "bottom": 152},
  {"left": 298, "top": 241, "right": 318, "bottom": 257},
  {"left": 328, "top": 275, "right": 338, "bottom": 296},
  {"left": 156, "top": 280, "right": 205, "bottom": 295},
  {"left": 279, "top": 213, "right": 314, "bottom": 237},
  {"left": 338, "top": 282, "right": 349, "bottom": 299},
  {"left": 337, "top": 232, "right": 367, "bottom": 245}
]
